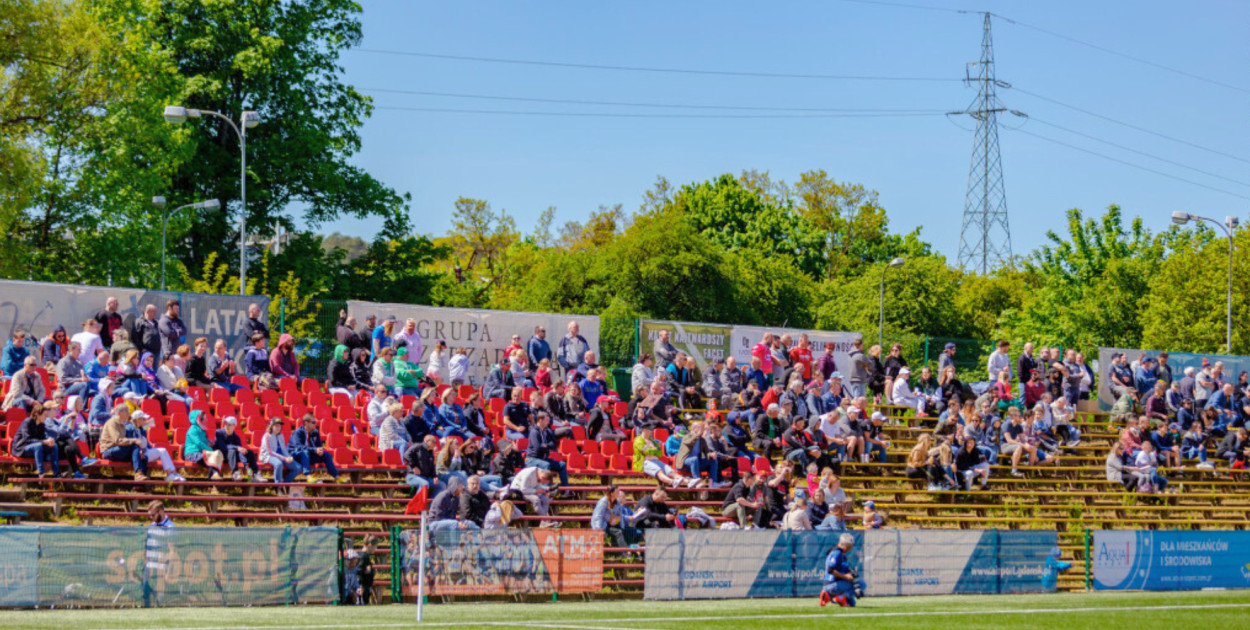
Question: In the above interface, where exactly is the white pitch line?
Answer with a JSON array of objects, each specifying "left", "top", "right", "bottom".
[{"left": 86, "top": 601, "right": 1250, "bottom": 630}]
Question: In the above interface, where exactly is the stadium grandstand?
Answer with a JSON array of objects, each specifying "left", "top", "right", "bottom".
[{"left": 2, "top": 293, "right": 1249, "bottom": 610}]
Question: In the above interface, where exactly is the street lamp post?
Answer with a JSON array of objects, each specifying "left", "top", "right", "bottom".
[
  {"left": 153, "top": 196, "right": 220, "bottom": 290},
  {"left": 1172, "top": 211, "right": 1239, "bottom": 352},
  {"left": 879, "top": 257, "right": 906, "bottom": 348},
  {"left": 163, "top": 105, "right": 260, "bottom": 295}
]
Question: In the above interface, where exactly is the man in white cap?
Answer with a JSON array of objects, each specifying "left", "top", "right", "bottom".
[
  {"left": 862, "top": 412, "right": 891, "bottom": 464},
  {"left": 890, "top": 366, "right": 932, "bottom": 416}
]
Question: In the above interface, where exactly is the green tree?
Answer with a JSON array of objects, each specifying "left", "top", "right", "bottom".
[
  {"left": 997, "top": 206, "right": 1169, "bottom": 352},
  {"left": 1141, "top": 228, "right": 1250, "bottom": 354},
  {"left": 97, "top": 0, "right": 411, "bottom": 279},
  {"left": 813, "top": 255, "right": 965, "bottom": 339}
]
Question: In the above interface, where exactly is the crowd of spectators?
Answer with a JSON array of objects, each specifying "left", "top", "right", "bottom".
[{"left": 6, "top": 296, "right": 1250, "bottom": 533}]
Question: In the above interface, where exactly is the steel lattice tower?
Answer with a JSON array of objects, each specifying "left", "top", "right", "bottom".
[{"left": 956, "top": 12, "right": 1012, "bottom": 274}]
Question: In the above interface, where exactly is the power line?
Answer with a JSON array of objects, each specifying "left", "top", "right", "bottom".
[
  {"left": 1006, "top": 127, "right": 1250, "bottom": 202},
  {"left": 1010, "top": 87, "right": 1250, "bottom": 166},
  {"left": 361, "top": 87, "right": 947, "bottom": 113},
  {"left": 991, "top": 13, "right": 1250, "bottom": 96},
  {"left": 1026, "top": 117, "right": 1250, "bottom": 189},
  {"left": 351, "top": 49, "right": 960, "bottom": 82},
  {"left": 371, "top": 105, "right": 947, "bottom": 119},
  {"left": 833, "top": 0, "right": 964, "bottom": 13}
]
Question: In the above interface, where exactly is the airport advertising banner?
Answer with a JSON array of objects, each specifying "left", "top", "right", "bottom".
[
  {"left": 0, "top": 279, "right": 267, "bottom": 352},
  {"left": 643, "top": 530, "right": 860, "bottom": 600},
  {"left": 347, "top": 301, "right": 599, "bottom": 385},
  {"left": 645, "top": 529, "right": 1057, "bottom": 601},
  {"left": 1093, "top": 530, "right": 1250, "bottom": 591}
]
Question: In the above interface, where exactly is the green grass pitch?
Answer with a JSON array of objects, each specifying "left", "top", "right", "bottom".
[{"left": 3, "top": 590, "right": 1249, "bottom": 630}]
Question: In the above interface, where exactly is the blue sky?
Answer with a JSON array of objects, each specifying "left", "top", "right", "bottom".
[{"left": 317, "top": 0, "right": 1250, "bottom": 263}]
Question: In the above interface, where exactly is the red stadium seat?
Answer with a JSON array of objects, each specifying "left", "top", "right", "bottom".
[
  {"left": 234, "top": 388, "right": 257, "bottom": 406},
  {"left": 230, "top": 375, "right": 249, "bottom": 387},
  {"left": 358, "top": 447, "right": 379, "bottom": 466},
  {"left": 259, "top": 389, "right": 281, "bottom": 407},
  {"left": 166, "top": 400, "right": 188, "bottom": 417},
  {"left": 307, "top": 389, "right": 327, "bottom": 409},
  {"left": 599, "top": 440, "right": 619, "bottom": 457},
  {"left": 319, "top": 418, "right": 342, "bottom": 435},
  {"left": 140, "top": 398, "right": 164, "bottom": 420},
  {"left": 331, "top": 392, "right": 351, "bottom": 408},
  {"left": 148, "top": 427, "right": 170, "bottom": 446},
  {"left": 737, "top": 456, "right": 752, "bottom": 476},
  {"left": 753, "top": 457, "right": 773, "bottom": 476},
  {"left": 278, "top": 378, "right": 298, "bottom": 393},
  {"left": 570, "top": 425, "right": 587, "bottom": 441},
  {"left": 613, "top": 401, "right": 628, "bottom": 418},
  {"left": 332, "top": 447, "right": 353, "bottom": 467},
  {"left": 566, "top": 452, "right": 587, "bottom": 472},
  {"left": 580, "top": 440, "right": 599, "bottom": 456},
  {"left": 382, "top": 448, "right": 403, "bottom": 468},
  {"left": 488, "top": 398, "right": 505, "bottom": 414},
  {"left": 209, "top": 387, "right": 231, "bottom": 405},
  {"left": 621, "top": 440, "right": 633, "bottom": 457},
  {"left": 350, "top": 433, "right": 372, "bottom": 450},
  {"left": 169, "top": 414, "right": 191, "bottom": 431},
  {"left": 457, "top": 385, "right": 476, "bottom": 401},
  {"left": 301, "top": 378, "right": 321, "bottom": 396},
  {"left": 325, "top": 432, "right": 347, "bottom": 450},
  {"left": 587, "top": 453, "right": 607, "bottom": 472},
  {"left": 558, "top": 439, "right": 577, "bottom": 455},
  {"left": 610, "top": 454, "right": 632, "bottom": 472}
]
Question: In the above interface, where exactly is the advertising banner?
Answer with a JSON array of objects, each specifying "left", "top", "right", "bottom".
[
  {"left": 347, "top": 301, "right": 599, "bottom": 385},
  {"left": 1093, "top": 530, "right": 1250, "bottom": 591},
  {"left": 731, "top": 326, "right": 861, "bottom": 381},
  {"left": 0, "top": 527, "right": 39, "bottom": 607},
  {"left": 0, "top": 279, "right": 268, "bottom": 353},
  {"left": 639, "top": 319, "right": 732, "bottom": 372},
  {"left": 646, "top": 529, "right": 1056, "bottom": 601},
  {"left": 1096, "top": 347, "right": 1250, "bottom": 410},
  {"left": 643, "top": 530, "right": 861, "bottom": 600},
  {"left": 0, "top": 526, "right": 337, "bottom": 608},
  {"left": 399, "top": 528, "right": 602, "bottom": 596},
  {"left": 533, "top": 529, "right": 604, "bottom": 593}
]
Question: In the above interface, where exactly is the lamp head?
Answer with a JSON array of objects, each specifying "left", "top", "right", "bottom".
[
  {"left": 1227, "top": 216, "right": 1240, "bottom": 230},
  {"left": 242, "top": 111, "right": 260, "bottom": 129},
  {"left": 198, "top": 199, "right": 221, "bottom": 211},
  {"left": 151, "top": 196, "right": 167, "bottom": 210},
  {"left": 1171, "top": 211, "right": 1192, "bottom": 226},
  {"left": 888, "top": 257, "right": 906, "bottom": 268},
  {"left": 163, "top": 106, "right": 188, "bottom": 124}
]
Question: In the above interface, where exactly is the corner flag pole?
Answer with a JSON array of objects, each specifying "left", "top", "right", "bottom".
[{"left": 417, "top": 511, "right": 427, "bottom": 622}]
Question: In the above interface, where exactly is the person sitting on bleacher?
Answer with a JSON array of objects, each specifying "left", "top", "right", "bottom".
[
  {"left": 891, "top": 367, "right": 934, "bottom": 417},
  {"left": 291, "top": 413, "right": 340, "bottom": 482},
  {"left": 592, "top": 485, "right": 641, "bottom": 547},
  {"left": 435, "top": 388, "right": 473, "bottom": 439},
  {"left": 783, "top": 417, "right": 820, "bottom": 471},
  {"left": 326, "top": 344, "right": 355, "bottom": 395},
  {"left": 378, "top": 400, "right": 411, "bottom": 453},
  {"left": 242, "top": 333, "right": 271, "bottom": 382},
  {"left": 2, "top": 356, "right": 44, "bottom": 411},
  {"left": 403, "top": 434, "right": 440, "bottom": 493},
  {"left": 632, "top": 487, "right": 675, "bottom": 529},
  {"left": 508, "top": 465, "right": 554, "bottom": 522},
  {"left": 259, "top": 417, "right": 298, "bottom": 484},
  {"left": 460, "top": 474, "right": 492, "bottom": 527},
  {"left": 1134, "top": 440, "right": 1168, "bottom": 494},
  {"left": 434, "top": 437, "right": 470, "bottom": 486},
  {"left": 490, "top": 439, "right": 525, "bottom": 491},
  {"left": 1105, "top": 441, "right": 1144, "bottom": 489},
  {"left": 183, "top": 411, "right": 226, "bottom": 480},
  {"left": 587, "top": 394, "right": 625, "bottom": 442},
  {"left": 429, "top": 476, "right": 479, "bottom": 531},
  {"left": 131, "top": 411, "right": 184, "bottom": 482},
  {"left": 501, "top": 387, "right": 532, "bottom": 440},
  {"left": 956, "top": 436, "right": 990, "bottom": 490},
  {"left": 633, "top": 425, "right": 694, "bottom": 488},
  {"left": 366, "top": 384, "right": 390, "bottom": 435},
  {"left": 1217, "top": 427, "right": 1248, "bottom": 469},
  {"left": 349, "top": 348, "right": 373, "bottom": 390},
  {"left": 753, "top": 403, "right": 785, "bottom": 461},
  {"left": 206, "top": 340, "right": 245, "bottom": 395},
  {"left": 371, "top": 347, "right": 397, "bottom": 392},
  {"left": 268, "top": 334, "right": 300, "bottom": 383},
  {"left": 526, "top": 412, "right": 569, "bottom": 491},
  {"left": 99, "top": 405, "right": 149, "bottom": 481},
  {"left": 56, "top": 341, "right": 89, "bottom": 399},
  {"left": 2, "top": 329, "right": 31, "bottom": 377},
  {"left": 215, "top": 416, "right": 259, "bottom": 481},
  {"left": 393, "top": 347, "right": 424, "bottom": 398},
  {"left": 12, "top": 403, "right": 60, "bottom": 478},
  {"left": 1149, "top": 422, "right": 1182, "bottom": 471},
  {"left": 1120, "top": 417, "right": 1145, "bottom": 460}
]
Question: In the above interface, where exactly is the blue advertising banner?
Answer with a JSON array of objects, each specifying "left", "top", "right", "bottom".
[
  {"left": 867, "top": 530, "right": 1059, "bottom": 596},
  {"left": 1093, "top": 531, "right": 1250, "bottom": 591},
  {"left": 643, "top": 530, "right": 861, "bottom": 601},
  {"left": 0, "top": 527, "right": 39, "bottom": 607}
]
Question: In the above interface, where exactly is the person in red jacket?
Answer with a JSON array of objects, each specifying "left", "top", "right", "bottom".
[{"left": 269, "top": 333, "right": 300, "bottom": 381}]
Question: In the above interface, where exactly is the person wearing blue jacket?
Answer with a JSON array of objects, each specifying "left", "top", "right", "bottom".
[
  {"left": 436, "top": 389, "right": 472, "bottom": 439},
  {"left": 289, "top": 414, "right": 339, "bottom": 481},
  {"left": 1134, "top": 357, "right": 1159, "bottom": 396},
  {"left": 591, "top": 485, "right": 640, "bottom": 548},
  {"left": 1, "top": 330, "right": 30, "bottom": 377},
  {"left": 527, "top": 326, "right": 551, "bottom": 371}
]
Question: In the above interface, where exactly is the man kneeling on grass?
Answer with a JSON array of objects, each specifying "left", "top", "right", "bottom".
[{"left": 820, "top": 533, "right": 866, "bottom": 608}]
